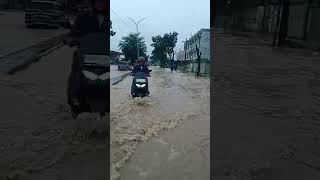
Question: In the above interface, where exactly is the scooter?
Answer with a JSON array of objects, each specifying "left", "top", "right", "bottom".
[
  {"left": 131, "top": 70, "right": 152, "bottom": 98},
  {"left": 67, "top": 33, "right": 109, "bottom": 119}
]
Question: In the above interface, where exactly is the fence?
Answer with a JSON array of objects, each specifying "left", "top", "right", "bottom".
[{"left": 177, "top": 59, "right": 210, "bottom": 77}]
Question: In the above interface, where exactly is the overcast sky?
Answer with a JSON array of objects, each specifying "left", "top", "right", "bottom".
[{"left": 110, "top": 0, "right": 210, "bottom": 56}]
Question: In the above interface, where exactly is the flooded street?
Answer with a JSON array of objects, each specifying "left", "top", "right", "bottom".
[
  {"left": 0, "top": 46, "right": 108, "bottom": 180},
  {"left": 212, "top": 30, "right": 320, "bottom": 180},
  {"left": 110, "top": 66, "right": 210, "bottom": 179}
]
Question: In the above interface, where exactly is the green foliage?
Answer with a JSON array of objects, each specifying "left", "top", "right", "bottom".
[
  {"left": 118, "top": 33, "right": 147, "bottom": 65},
  {"left": 151, "top": 35, "right": 167, "bottom": 67},
  {"left": 151, "top": 32, "right": 178, "bottom": 68},
  {"left": 163, "top": 32, "right": 178, "bottom": 60}
]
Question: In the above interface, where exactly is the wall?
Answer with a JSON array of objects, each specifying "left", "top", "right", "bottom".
[
  {"left": 239, "top": 8, "right": 258, "bottom": 31},
  {"left": 269, "top": 5, "right": 279, "bottom": 33},
  {"left": 256, "top": 6, "right": 265, "bottom": 31},
  {"left": 287, "top": 4, "right": 307, "bottom": 39},
  {"left": 307, "top": 7, "right": 320, "bottom": 42},
  {"left": 200, "top": 30, "right": 210, "bottom": 61},
  {"left": 185, "top": 29, "right": 210, "bottom": 62},
  {"left": 214, "top": 15, "right": 234, "bottom": 29},
  {"left": 215, "top": 7, "right": 258, "bottom": 32}
]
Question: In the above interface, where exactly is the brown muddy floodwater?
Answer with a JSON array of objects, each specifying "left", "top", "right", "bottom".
[{"left": 110, "top": 66, "right": 210, "bottom": 179}]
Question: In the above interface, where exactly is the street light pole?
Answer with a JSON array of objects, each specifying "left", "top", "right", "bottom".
[{"left": 128, "top": 17, "right": 146, "bottom": 59}]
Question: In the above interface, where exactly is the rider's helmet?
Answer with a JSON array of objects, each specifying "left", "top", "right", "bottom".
[
  {"left": 138, "top": 57, "right": 145, "bottom": 62},
  {"left": 137, "top": 57, "right": 145, "bottom": 65}
]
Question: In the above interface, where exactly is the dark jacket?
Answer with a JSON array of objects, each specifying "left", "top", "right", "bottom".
[
  {"left": 132, "top": 65, "right": 150, "bottom": 75},
  {"left": 68, "top": 12, "right": 108, "bottom": 103},
  {"left": 70, "top": 13, "right": 107, "bottom": 38}
]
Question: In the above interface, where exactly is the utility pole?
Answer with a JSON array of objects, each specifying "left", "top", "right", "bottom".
[
  {"left": 196, "top": 35, "right": 202, "bottom": 77},
  {"left": 173, "top": 51, "right": 176, "bottom": 71},
  {"left": 128, "top": 17, "right": 146, "bottom": 60},
  {"left": 278, "top": 0, "right": 289, "bottom": 46},
  {"left": 171, "top": 53, "right": 173, "bottom": 71},
  {"left": 273, "top": 0, "right": 283, "bottom": 47},
  {"left": 182, "top": 38, "right": 188, "bottom": 60}
]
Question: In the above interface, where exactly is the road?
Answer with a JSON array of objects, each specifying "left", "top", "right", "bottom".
[
  {"left": 212, "top": 29, "right": 320, "bottom": 180},
  {"left": 110, "top": 66, "right": 210, "bottom": 180},
  {"left": 0, "top": 11, "right": 67, "bottom": 56},
  {"left": 0, "top": 10, "right": 109, "bottom": 180},
  {"left": 0, "top": 46, "right": 108, "bottom": 180}
]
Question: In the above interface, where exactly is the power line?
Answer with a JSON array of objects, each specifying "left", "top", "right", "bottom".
[{"left": 110, "top": 8, "right": 130, "bottom": 27}]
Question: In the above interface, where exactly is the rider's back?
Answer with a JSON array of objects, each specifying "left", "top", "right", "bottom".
[{"left": 72, "top": 13, "right": 100, "bottom": 37}]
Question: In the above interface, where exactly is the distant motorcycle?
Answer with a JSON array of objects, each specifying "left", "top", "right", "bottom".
[
  {"left": 131, "top": 70, "right": 152, "bottom": 98},
  {"left": 67, "top": 33, "right": 109, "bottom": 119}
]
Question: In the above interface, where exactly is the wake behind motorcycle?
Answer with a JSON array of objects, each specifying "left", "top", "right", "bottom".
[
  {"left": 67, "top": 33, "right": 109, "bottom": 119},
  {"left": 131, "top": 70, "right": 152, "bottom": 98}
]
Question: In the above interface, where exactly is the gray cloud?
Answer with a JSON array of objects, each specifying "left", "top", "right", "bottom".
[{"left": 110, "top": 0, "right": 210, "bottom": 56}]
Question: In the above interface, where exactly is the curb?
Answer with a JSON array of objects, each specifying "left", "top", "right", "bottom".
[
  {"left": 111, "top": 72, "right": 131, "bottom": 85},
  {"left": 0, "top": 31, "right": 68, "bottom": 60},
  {"left": 7, "top": 42, "right": 65, "bottom": 75}
]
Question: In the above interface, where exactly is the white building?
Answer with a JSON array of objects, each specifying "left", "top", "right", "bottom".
[
  {"left": 184, "top": 28, "right": 210, "bottom": 61},
  {"left": 180, "top": 28, "right": 210, "bottom": 76}
]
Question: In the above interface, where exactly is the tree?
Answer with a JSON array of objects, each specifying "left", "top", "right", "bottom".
[
  {"left": 118, "top": 33, "right": 147, "bottom": 65},
  {"left": 110, "top": 20, "right": 116, "bottom": 36},
  {"left": 163, "top": 32, "right": 178, "bottom": 60},
  {"left": 151, "top": 35, "right": 167, "bottom": 67},
  {"left": 151, "top": 31, "right": 178, "bottom": 68}
]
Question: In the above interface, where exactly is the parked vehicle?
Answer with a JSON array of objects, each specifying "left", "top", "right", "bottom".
[
  {"left": 118, "top": 62, "right": 131, "bottom": 71},
  {"left": 25, "top": 0, "right": 70, "bottom": 28}
]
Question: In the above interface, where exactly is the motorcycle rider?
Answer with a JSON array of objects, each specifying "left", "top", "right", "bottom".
[
  {"left": 131, "top": 57, "right": 150, "bottom": 95},
  {"left": 69, "top": 0, "right": 107, "bottom": 38},
  {"left": 67, "top": 0, "right": 108, "bottom": 107},
  {"left": 132, "top": 57, "right": 150, "bottom": 75}
]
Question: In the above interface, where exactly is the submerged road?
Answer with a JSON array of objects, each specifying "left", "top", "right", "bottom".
[
  {"left": 110, "top": 67, "right": 210, "bottom": 180},
  {"left": 212, "top": 30, "right": 320, "bottom": 180},
  {"left": 0, "top": 45, "right": 108, "bottom": 180}
]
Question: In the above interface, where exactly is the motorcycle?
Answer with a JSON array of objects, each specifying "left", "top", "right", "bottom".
[
  {"left": 67, "top": 33, "right": 109, "bottom": 119},
  {"left": 131, "top": 70, "right": 152, "bottom": 98}
]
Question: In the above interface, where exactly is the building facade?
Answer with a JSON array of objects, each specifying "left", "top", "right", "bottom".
[
  {"left": 179, "top": 28, "right": 210, "bottom": 76},
  {"left": 184, "top": 28, "right": 210, "bottom": 61},
  {"left": 110, "top": 51, "right": 124, "bottom": 64},
  {"left": 214, "top": 0, "right": 320, "bottom": 48}
]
